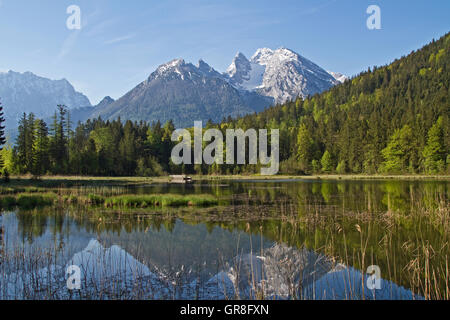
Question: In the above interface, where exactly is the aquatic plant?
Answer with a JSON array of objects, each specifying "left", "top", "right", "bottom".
[
  {"left": 104, "top": 194, "right": 218, "bottom": 208},
  {"left": 0, "top": 193, "right": 57, "bottom": 209}
]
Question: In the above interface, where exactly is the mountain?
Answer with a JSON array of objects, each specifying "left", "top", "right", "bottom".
[
  {"left": 85, "top": 59, "right": 273, "bottom": 128},
  {"left": 70, "top": 47, "right": 342, "bottom": 128},
  {"left": 0, "top": 70, "right": 91, "bottom": 132},
  {"left": 225, "top": 48, "right": 341, "bottom": 103},
  {"left": 94, "top": 96, "right": 115, "bottom": 109},
  {"left": 1, "top": 48, "right": 344, "bottom": 131},
  {"left": 68, "top": 96, "right": 115, "bottom": 125},
  {"left": 327, "top": 71, "right": 349, "bottom": 84}
]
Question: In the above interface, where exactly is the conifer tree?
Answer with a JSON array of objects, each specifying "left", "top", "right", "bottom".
[
  {"left": 0, "top": 100, "right": 7, "bottom": 177},
  {"left": 296, "top": 123, "right": 313, "bottom": 173},
  {"left": 423, "top": 116, "right": 446, "bottom": 173},
  {"left": 31, "top": 119, "right": 50, "bottom": 177},
  {"left": 321, "top": 150, "right": 333, "bottom": 173}
]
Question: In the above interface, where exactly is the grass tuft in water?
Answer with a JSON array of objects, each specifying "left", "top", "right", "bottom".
[
  {"left": 104, "top": 194, "right": 218, "bottom": 208},
  {"left": 0, "top": 192, "right": 219, "bottom": 209},
  {"left": 0, "top": 193, "right": 57, "bottom": 209}
]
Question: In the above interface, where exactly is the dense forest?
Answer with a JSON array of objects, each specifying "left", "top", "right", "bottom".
[
  {"left": 0, "top": 33, "right": 448, "bottom": 177},
  {"left": 224, "top": 32, "right": 449, "bottom": 175}
]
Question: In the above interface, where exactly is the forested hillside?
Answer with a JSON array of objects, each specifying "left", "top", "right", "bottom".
[
  {"left": 1, "top": 33, "right": 448, "bottom": 177},
  {"left": 224, "top": 32, "right": 449, "bottom": 175}
]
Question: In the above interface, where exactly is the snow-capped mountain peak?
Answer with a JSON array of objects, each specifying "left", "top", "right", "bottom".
[
  {"left": 67, "top": 47, "right": 343, "bottom": 128},
  {"left": 151, "top": 58, "right": 225, "bottom": 82},
  {"left": 226, "top": 52, "right": 251, "bottom": 77},
  {"left": 227, "top": 47, "right": 340, "bottom": 103},
  {"left": 327, "top": 71, "right": 349, "bottom": 84},
  {"left": 251, "top": 48, "right": 275, "bottom": 65},
  {"left": 155, "top": 58, "right": 185, "bottom": 76},
  {"left": 225, "top": 52, "right": 261, "bottom": 90}
]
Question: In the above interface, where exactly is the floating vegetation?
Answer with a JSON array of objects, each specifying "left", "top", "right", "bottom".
[
  {"left": 0, "top": 193, "right": 57, "bottom": 209},
  {"left": 0, "top": 186, "right": 47, "bottom": 195},
  {"left": 103, "top": 194, "right": 219, "bottom": 208},
  {"left": 0, "top": 192, "right": 219, "bottom": 210}
]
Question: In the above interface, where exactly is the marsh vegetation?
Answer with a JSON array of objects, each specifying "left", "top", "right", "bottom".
[{"left": 0, "top": 178, "right": 448, "bottom": 300}]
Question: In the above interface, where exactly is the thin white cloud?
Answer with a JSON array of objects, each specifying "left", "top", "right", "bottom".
[
  {"left": 56, "top": 7, "right": 97, "bottom": 63},
  {"left": 103, "top": 34, "right": 136, "bottom": 45},
  {"left": 56, "top": 30, "right": 80, "bottom": 62}
]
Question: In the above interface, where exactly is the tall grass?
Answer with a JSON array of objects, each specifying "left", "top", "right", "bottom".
[
  {"left": 104, "top": 194, "right": 218, "bottom": 208},
  {"left": 0, "top": 193, "right": 57, "bottom": 209},
  {"left": 0, "top": 192, "right": 219, "bottom": 210}
]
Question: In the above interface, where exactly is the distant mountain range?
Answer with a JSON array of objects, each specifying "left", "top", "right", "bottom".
[
  {"left": 73, "top": 47, "right": 346, "bottom": 127},
  {"left": 0, "top": 70, "right": 91, "bottom": 135},
  {"left": 81, "top": 58, "right": 273, "bottom": 128},
  {"left": 1, "top": 48, "right": 347, "bottom": 130}
]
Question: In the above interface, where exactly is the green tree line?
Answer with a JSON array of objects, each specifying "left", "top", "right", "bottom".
[
  {"left": 1, "top": 33, "right": 449, "bottom": 177},
  {"left": 2, "top": 106, "right": 174, "bottom": 177},
  {"left": 217, "top": 32, "right": 449, "bottom": 175}
]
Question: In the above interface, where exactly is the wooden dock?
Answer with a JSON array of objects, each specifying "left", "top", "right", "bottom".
[{"left": 170, "top": 175, "right": 193, "bottom": 184}]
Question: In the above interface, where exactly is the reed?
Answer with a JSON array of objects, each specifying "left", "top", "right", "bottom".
[
  {"left": 0, "top": 193, "right": 57, "bottom": 209},
  {"left": 0, "top": 192, "right": 219, "bottom": 210},
  {"left": 104, "top": 194, "right": 218, "bottom": 208}
]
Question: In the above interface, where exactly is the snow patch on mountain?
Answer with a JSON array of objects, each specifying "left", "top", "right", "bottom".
[
  {"left": 151, "top": 58, "right": 225, "bottom": 83},
  {"left": 328, "top": 71, "right": 349, "bottom": 83},
  {"left": 226, "top": 47, "right": 340, "bottom": 103},
  {"left": 156, "top": 58, "right": 185, "bottom": 76},
  {"left": 226, "top": 52, "right": 266, "bottom": 91}
]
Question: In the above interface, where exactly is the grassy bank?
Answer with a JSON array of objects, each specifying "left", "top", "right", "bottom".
[
  {"left": 2, "top": 176, "right": 167, "bottom": 189},
  {"left": 2, "top": 173, "right": 449, "bottom": 190},
  {"left": 201, "top": 174, "right": 450, "bottom": 181}
]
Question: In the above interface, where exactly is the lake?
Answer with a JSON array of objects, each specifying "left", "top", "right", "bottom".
[{"left": 0, "top": 179, "right": 448, "bottom": 300}]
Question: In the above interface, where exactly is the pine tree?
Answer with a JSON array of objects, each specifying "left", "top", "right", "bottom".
[
  {"left": 0, "top": 100, "right": 6, "bottom": 167},
  {"left": 16, "top": 112, "right": 36, "bottom": 173},
  {"left": 381, "top": 125, "right": 413, "bottom": 173},
  {"left": 423, "top": 116, "right": 446, "bottom": 173},
  {"left": 296, "top": 123, "right": 313, "bottom": 173},
  {"left": 0, "top": 100, "right": 7, "bottom": 181},
  {"left": 321, "top": 150, "right": 333, "bottom": 173},
  {"left": 31, "top": 119, "right": 50, "bottom": 177},
  {"left": 49, "top": 105, "right": 68, "bottom": 173}
]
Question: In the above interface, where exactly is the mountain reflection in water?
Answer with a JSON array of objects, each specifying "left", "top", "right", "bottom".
[
  {"left": 0, "top": 179, "right": 447, "bottom": 300},
  {"left": 1, "top": 215, "right": 420, "bottom": 300}
]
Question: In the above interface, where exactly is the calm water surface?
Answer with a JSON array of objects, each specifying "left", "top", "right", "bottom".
[{"left": 0, "top": 179, "right": 448, "bottom": 300}]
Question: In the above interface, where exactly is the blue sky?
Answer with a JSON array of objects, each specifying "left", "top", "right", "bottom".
[{"left": 0, "top": 0, "right": 449, "bottom": 104}]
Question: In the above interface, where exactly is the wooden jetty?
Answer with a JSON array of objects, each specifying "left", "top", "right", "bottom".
[{"left": 170, "top": 175, "right": 193, "bottom": 184}]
